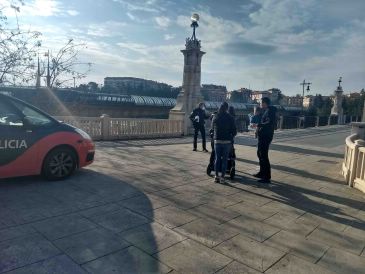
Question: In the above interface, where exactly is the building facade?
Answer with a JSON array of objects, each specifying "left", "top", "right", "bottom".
[
  {"left": 104, "top": 77, "right": 173, "bottom": 95},
  {"left": 200, "top": 84, "right": 227, "bottom": 102}
]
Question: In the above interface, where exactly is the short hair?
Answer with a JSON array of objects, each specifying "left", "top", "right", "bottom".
[
  {"left": 198, "top": 102, "right": 205, "bottom": 108},
  {"left": 261, "top": 97, "right": 271, "bottom": 105}
]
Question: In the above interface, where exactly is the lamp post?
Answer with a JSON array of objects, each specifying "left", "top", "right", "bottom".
[
  {"left": 190, "top": 13, "right": 199, "bottom": 41},
  {"left": 300, "top": 79, "right": 312, "bottom": 114},
  {"left": 45, "top": 50, "right": 51, "bottom": 88}
]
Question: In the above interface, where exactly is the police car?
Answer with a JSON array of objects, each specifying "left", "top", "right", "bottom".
[{"left": 0, "top": 93, "right": 95, "bottom": 180}]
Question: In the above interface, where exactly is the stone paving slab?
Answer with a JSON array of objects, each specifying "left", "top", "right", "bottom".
[
  {"left": 187, "top": 204, "right": 240, "bottom": 225},
  {"left": 265, "top": 254, "right": 335, "bottom": 274},
  {"left": 0, "top": 224, "right": 36, "bottom": 242},
  {"left": 216, "top": 261, "right": 262, "bottom": 274},
  {"left": 0, "top": 234, "right": 61, "bottom": 273},
  {"left": 155, "top": 239, "right": 232, "bottom": 274},
  {"left": 317, "top": 248, "right": 365, "bottom": 274},
  {"left": 224, "top": 216, "right": 281, "bottom": 242},
  {"left": 120, "top": 222, "right": 186, "bottom": 255},
  {"left": 214, "top": 234, "right": 285, "bottom": 272},
  {"left": 31, "top": 213, "right": 97, "bottom": 241},
  {"left": 264, "top": 230, "right": 329, "bottom": 263},
  {"left": 5, "top": 254, "right": 86, "bottom": 274},
  {"left": 82, "top": 246, "right": 171, "bottom": 274},
  {"left": 53, "top": 228, "right": 130, "bottom": 264},
  {"left": 174, "top": 218, "right": 239, "bottom": 248},
  {"left": 307, "top": 226, "right": 365, "bottom": 255},
  {"left": 89, "top": 208, "right": 150, "bottom": 233},
  {"left": 152, "top": 205, "right": 198, "bottom": 229},
  {"left": 1, "top": 127, "right": 364, "bottom": 273}
]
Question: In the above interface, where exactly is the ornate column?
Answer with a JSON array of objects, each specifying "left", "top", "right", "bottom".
[
  {"left": 331, "top": 77, "right": 344, "bottom": 124},
  {"left": 169, "top": 14, "right": 205, "bottom": 135}
]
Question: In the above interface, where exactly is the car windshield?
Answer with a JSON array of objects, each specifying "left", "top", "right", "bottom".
[{"left": 11, "top": 100, "right": 54, "bottom": 127}]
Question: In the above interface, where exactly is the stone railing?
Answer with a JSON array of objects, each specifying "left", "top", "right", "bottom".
[
  {"left": 54, "top": 115, "right": 183, "bottom": 141},
  {"left": 342, "top": 122, "right": 365, "bottom": 193}
]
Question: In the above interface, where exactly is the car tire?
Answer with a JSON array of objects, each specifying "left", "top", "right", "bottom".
[{"left": 42, "top": 147, "right": 77, "bottom": 180}]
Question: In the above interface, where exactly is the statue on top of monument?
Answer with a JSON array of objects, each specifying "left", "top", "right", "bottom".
[{"left": 186, "top": 13, "right": 201, "bottom": 49}]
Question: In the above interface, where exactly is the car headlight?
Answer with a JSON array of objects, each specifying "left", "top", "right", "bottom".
[{"left": 75, "top": 128, "right": 92, "bottom": 140}]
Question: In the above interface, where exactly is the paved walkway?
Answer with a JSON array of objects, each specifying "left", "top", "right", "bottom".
[{"left": 0, "top": 126, "right": 364, "bottom": 273}]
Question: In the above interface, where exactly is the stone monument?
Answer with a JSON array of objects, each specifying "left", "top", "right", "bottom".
[
  {"left": 169, "top": 13, "right": 205, "bottom": 135},
  {"left": 331, "top": 77, "right": 344, "bottom": 124}
]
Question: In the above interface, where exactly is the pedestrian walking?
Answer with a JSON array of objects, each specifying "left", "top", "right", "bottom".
[
  {"left": 190, "top": 102, "right": 209, "bottom": 152},
  {"left": 254, "top": 97, "right": 277, "bottom": 183},
  {"left": 212, "top": 102, "right": 236, "bottom": 184}
]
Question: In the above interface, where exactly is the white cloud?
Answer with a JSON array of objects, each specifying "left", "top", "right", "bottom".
[
  {"left": 0, "top": 0, "right": 79, "bottom": 17},
  {"left": 164, "top": 34, "right": 175, "bottom": 41},
  {"left": 154, "top": 16, "right": 171, "bottom": 28},
  {"left": 126, "top": 12, "right": 145, "bottom": 23},
  {"left": 112, "top": 0, "right": 162, "bottom": 13},
  {"left": 86, "top": 21, "right": 127, "bottom": 37},
  {"left": 67, "top": 10, "right": 79, "bottom": 16}
]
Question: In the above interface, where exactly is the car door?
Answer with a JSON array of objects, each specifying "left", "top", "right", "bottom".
[{"left": 0, "top": 98, "right": 36, "bottom": 178}]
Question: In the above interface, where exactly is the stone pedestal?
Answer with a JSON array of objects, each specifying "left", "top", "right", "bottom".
[
  {"left": 351, "top": 122, "right": 365, "bottom": 140},
  {"left": 169, "top": 38, "right": 205, "bottom": 135}
]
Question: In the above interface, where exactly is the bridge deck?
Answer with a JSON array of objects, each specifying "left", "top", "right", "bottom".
[{"left": 1, "top": 125, "right": 364, "bottom": 273}]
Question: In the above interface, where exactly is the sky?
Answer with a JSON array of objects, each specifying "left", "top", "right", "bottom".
[{"left": 1, "top": 0, "right": 365, "bottom": 95}]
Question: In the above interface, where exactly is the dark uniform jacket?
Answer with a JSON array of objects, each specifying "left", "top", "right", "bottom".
[
  {"left": 257, "top": 106, "right": 277, "bottom": 140},
  {"left": 190, "top": 108, "right": 208, "bottom": 127},
  {"left": 212, "top": 112, "right": 237, "bottom": 141}
]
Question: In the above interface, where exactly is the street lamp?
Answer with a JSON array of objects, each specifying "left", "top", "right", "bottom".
[
  {"left": 300, "top": 79, "right": 312, "bottom": 113},
  {"left": 190, "top": 13, "right": 199, "bottom": 41}
]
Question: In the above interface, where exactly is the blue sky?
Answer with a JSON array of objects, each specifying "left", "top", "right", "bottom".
[{"left": 1, "top": 0, "right": 365, "bottom": 95}]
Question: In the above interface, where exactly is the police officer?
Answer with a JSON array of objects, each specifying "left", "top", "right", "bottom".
[
  {"left": 190, "top": 102, "right": 209, "bottom": 152},
  {"left": 254, "top": 97, "right": 277, "bottom": 183}
]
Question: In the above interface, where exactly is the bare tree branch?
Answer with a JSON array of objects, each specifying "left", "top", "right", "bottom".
[
  {"left": 45, "top": 39, "right": 92, "bottom": 88},
  {"left": 0, "top": 0, "right": 41, "bottom": 85}
]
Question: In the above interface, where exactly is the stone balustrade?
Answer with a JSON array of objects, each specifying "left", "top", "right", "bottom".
[
  {"left": 342, "top": 122, "right": 365, "bottom": 193},
  {"left": 54, "top": 115, "right": 183, "bottom": 141}
]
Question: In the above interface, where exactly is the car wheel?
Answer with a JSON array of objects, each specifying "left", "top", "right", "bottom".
[{"left": 43, "top": 147, "right": 77, "bottom": 180}]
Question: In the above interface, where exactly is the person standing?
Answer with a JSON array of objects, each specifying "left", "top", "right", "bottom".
[
  {"left": 190, "top": 102, "right": 209, "bottom": 152},
  {"left": 254, "top": 97, "right": 277, "bottom": 183},
  {"left": 212, "top": 102, "right": 236, "bottom": 184}
]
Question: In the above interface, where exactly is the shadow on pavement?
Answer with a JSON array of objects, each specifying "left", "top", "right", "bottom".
[
  {"left": 0, "top": 170, "right": 162, "bottom": 273},
  {"left": 230, "top": 173, "right": 365, "bottom": 232},
  {"left": 269, "top": 143, "right": 344, "bottom": 158},
  {"left": 236, "top": 157, "right": 344, "bottom": 185}
]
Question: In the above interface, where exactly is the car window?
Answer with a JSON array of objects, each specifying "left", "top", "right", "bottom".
[
  {"left": 0, "top": 101, "right": 23, "bottom": 127},
  {"left": 11, "top": 100, "right": 54, "bottom": 127}
]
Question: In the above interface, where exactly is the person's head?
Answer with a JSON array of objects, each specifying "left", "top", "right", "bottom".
[
  {"left": 261, "top": 97, "right": 271, "bottom": 109},
  {"left": 228, "top": 106, "right": 236, "bottom": 117},
  {"left": 198, "top": 102, "right": 205, "bottom": 110},
  {"left": 218, "top": 102, "right": 229, "bottom": 114}
]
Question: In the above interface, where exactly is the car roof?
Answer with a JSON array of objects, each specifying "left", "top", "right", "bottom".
[{"left": 0, "top": 92, "right": 59, "bottom": 123}]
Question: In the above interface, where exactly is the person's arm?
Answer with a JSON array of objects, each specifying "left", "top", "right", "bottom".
[
  {"left": 189, "top": 109, "right": 196, "bottom": 122},
  {"left": 232, "top": 117, "right": 237, "bottom": 137}
]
